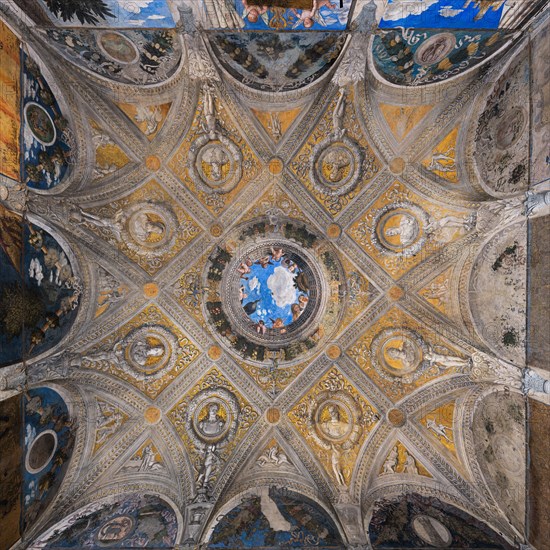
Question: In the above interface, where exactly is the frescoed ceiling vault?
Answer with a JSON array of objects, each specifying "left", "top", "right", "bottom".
[{"left": 0, "top": 0, "right": 549, "bottom": 549}]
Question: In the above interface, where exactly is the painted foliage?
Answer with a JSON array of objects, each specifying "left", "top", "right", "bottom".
[
  {"left": 39, "top": 0, "right": 175, "bottom": 28},
  {"left": 23, "top": 54, "right": 73, "bottom": 190},
  {"left": 0, "top": 207, "right": 81, "bottom": 367},
  {"left": 35, "top": 493, "right": 178, "bottom": 548},
  {"left": 23, "top": 388, "right": 76, "bottom": 528},
  {"left": 44, "top": 28, "right": 182, "bottom": 85},
  {"left": 0, "top": 19, "right": 21, "bottom": 182},
  {"left": 368, "top": 493, "right": 513, "bottom": 548},
  {"left": 208, "top": 488, "right": 342, "bottom": 548},
  {"left": 379, "top": 0, "right": 507, "bottom": 29},
  {"left": 372, "top": 28, "right": 511, "bottom": 86},
  {"left": 203, "top": 0, "right": 352, "bottom": 31},
  {"left": 0, "top": 395, "right": 23, "bottom": 550},
  {"left": 209, "top": 32, "right": 346, "bottom": 91}
]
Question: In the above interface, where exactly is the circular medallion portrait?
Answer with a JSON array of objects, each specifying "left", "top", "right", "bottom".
[
  {"left": 373, "top": 203, "right": 429, "bottom": 257},
  {"left": 190, "top": 135, "right": 243, "bottom": 194},
  {"left": 197, "top": 143, "right": 232, "bottom": 185},
  {"left": 187, "top": 388, "right": 240, "bottom": 447},
  {"left": 194, "top": 401, "right": 230, "bottom": 442},
  {"left": 24, "top": 102, "right": 57, "bottom": 146},
  {"left": 315, "top": 400, "right": 353, "bottom": 443},
  {"left": 96, "top": 515, "right": 136, "bottom": 546},
  {"left": 371, "top": 328, "right": 427, "bottom": 382},
  {"left": 25, "top": 429, "right": 58, "bottom": 474},
  {"left": 414, "top": 33, "right": 456, "bottom": 66},
  {"left": 98, "top": 32, "right": 139, "bottom": 64},
  {"left": 121, "top": 203, "right": 177, "bottom": 255},
  {"left": 122, "top": 325, "right": 178, "bottom": 381},
  {"left": 495, "top": 106, "right": 527, "bottom": 150},
  {"left": 491, "top": 434, "right": 523, "bottom": 475},
  {"left": 412, "top": 515, "right": 452, "bottom": 547},
  {"left": 202, "top": 219, "right": 345, "bottom": 363},
  {"left": 311, "top": 137, "right": 362, "bottom": 196}
]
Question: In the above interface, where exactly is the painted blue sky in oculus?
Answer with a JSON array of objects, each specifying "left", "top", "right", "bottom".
[
  {"left": 379, "top": 0, "right": 506, "bottom": 29},
  {"left": 240, "top": 257, "right": 308, "bottom": 329}
]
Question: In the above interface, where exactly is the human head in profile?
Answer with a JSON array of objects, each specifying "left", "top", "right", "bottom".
[
  {"left": 133, "top": 213, "right": 165, "bottom": 242},
  {"left": 199, "top": 403, "right": 225, "bottom": 437}
]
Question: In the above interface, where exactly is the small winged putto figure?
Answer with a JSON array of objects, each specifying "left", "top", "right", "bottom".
[
  {"left": 241, "top": 0, "right": 269, "bottom": 24},
  {"left": 292, "top": 0, "right": 337, "bottom": 29}
]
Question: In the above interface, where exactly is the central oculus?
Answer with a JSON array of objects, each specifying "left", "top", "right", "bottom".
[
  {"left": 238, "top": 247, "right": 310, "bottom": 332},
  {"left": 203, "top": 219, "right": 345, "bottom": 362}
]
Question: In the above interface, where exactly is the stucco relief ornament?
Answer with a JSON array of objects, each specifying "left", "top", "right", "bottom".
[
  {"left": 475, "top": 187, "right": 550, "bottom": 234},
  {"left": 310, "top": 89, "right": 363, "bottom": 197},
  {"left": 177, "top": 4, "right": 220, "bottom": 82},
  {"left": 332, "top": 1, "right": 377, "bottom": 87},
  {"left": 293, "top": 372, "right": 378, "bottom": 488},
  {"left": 185, "top": 387, "right": 240, "bottom": 497},
  {"left": 371, "top": 202, "right": 430, "bottom": 258},
  {"left": 83, "top": 325, "right": 180, "bottom": 381},
  {"left": 370, "top": 328, "right": 470, "bottom": 385},
  {"left": 469, "top": 351, "right": 550, "bottom": 398},
  {"left": 71, "top": 202, "right": 178, "bottom": 257},
  {"left": 188, "top": 85, "right": 242, "bottom": 195}
]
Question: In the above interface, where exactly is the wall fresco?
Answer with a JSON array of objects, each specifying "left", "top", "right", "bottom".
[
  {"left": 368, "top": 493, "right": 513, "bottom": 548},
  {"left": 23, "top": 387, "right": 76, "bottom": 529},
  {"left": 23, "top": 54, "right": 73, "bottom": 190},
  {"left": 379, "top": 103, "right": 433, "bottom": 142},
  {"left": 44, "top": 29, "right": 182, "bottom": 85},
  {"left": 33, "top": 493, "right": 178, "bottom": 548},
  {"left": 379, "top": 441, "right": 431, "bottom": 477},
  {"left": 89, "top": 119, "right": 130, "bottom": 181},
  {"left": 472, "top": 391, "right": 525, "bottom": 531},
  {"left": 208, "top": 488, "right": 343, "bottom": 548},
  {"left": 379, "top": 0, "right": 507, "bottom": 29},
  {"left": 421, "top": 126, "right": 459, "bottom": 184},
  {"left": 116, "top": 101, "right": 171, "bottom": 140},
  {"left": 469, "top": 222, "right": 526, "bottom": 366},
  {"left": 530, "top": 23, "right": 550, "bottom": 186},
  {"left": 0, "top": 20, "right": 21, "bottom": 182},
  {"left": 39, "top": 0, "right": 175, "bottom": 27},
  {"left": 208, "top": 32, "right": 346, "bottom": 91},
  {"left": 0, "top": 395, "right": 22, "bottom": 550},
  {"left": 0, "top": 206, "right": 81, "bottom": 367},
  {"left": 372, "top": 28, "right": 511, "bottom": 86},
  {"left": 474, "top": 50, "right": 530, "bottom": 195}
]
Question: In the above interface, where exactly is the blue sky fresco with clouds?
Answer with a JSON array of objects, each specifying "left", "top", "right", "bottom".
[
  {"left": 380, "top": 0, "right": 506, "bottom": 29},
  {"left": 42, "top": 0, "right": 175, "bottom": 27}
]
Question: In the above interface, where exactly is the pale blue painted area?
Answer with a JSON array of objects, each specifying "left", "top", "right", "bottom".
[
  {"left": 41, "top": 0, "right": 175, "bottom": 28},
  {"left": 379, "top": 0, "right": 505, "bottom": 29},
  {"left": 240, "top": 257, "right": 308, "bottom": 328}
]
